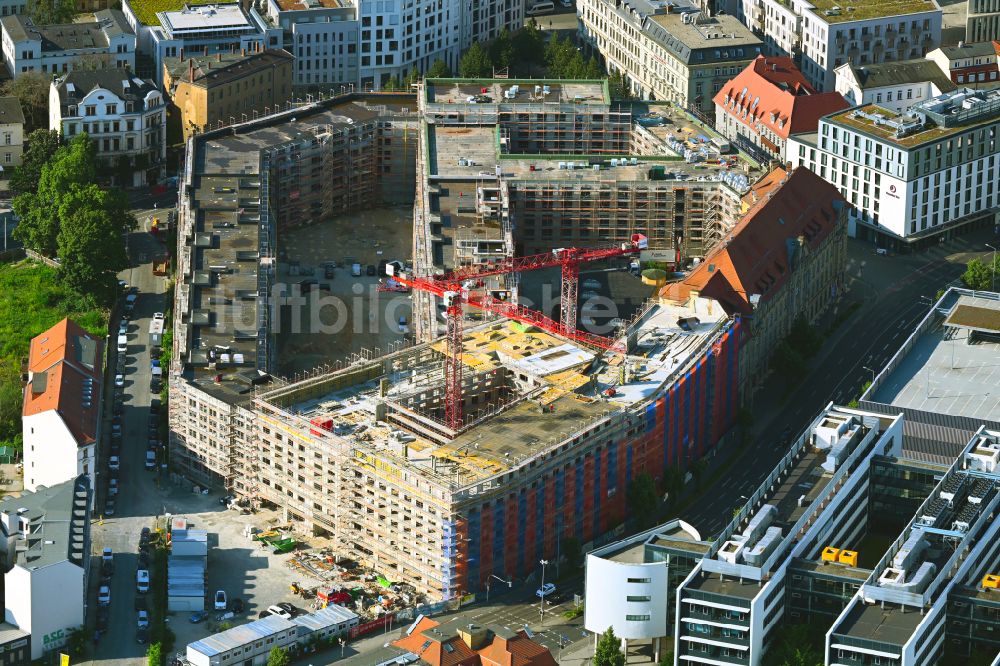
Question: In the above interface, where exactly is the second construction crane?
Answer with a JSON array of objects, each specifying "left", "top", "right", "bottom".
[{"left": 387, "top": 234, "right": 647, "bottom": 431}]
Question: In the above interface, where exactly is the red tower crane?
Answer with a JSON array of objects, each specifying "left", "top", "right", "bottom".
[{"left": 386, "top": 234, "right": 647, "bottom": 431}]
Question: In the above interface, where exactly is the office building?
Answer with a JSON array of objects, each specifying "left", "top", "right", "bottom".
[
  {"left": 0, "top": 476, "right": 91, "bottom": 660},
  {"left": 714, "top": 55, "right": 849, "bottom": 160},
  {"left": 0, "top": 96, "right": 24, "bottom": 175},
  {"left": 967, "top": 0, "right": 1000, "bottom": 42},
  {"left": 162, "top": 48, "right": 293, "bottom": 139},
  {"left": 660, "top": 167, "right": 848, "bottom": 401},
  {"left": 262, "top": 0, "right": 359, "bottom": 90},
  {"left": 49, "top": 70, "right": 167, "bottom": 186},
  {"left": 577, "top": 0, "right": 762, "bottom": 115},
  {"left": 120, "top": 1, "right": 282, "bottom": 84},
  {"left": 0, "top": 9, "right": 135, "bottom": 76},
  {"left": 21, "top": 318, "right": 103, "bottom": 494},
  {"left": 735, "top": 0, "right": 942, "bottom": 92},
  {"left": 834, "top": 58, "right": 957, "bottom": 111},
  {"left": 787, "top": 87, "right": 1000, "bottom": 249}
]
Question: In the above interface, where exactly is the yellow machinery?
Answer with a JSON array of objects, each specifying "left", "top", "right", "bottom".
[
  {"left": 838, "top": 550, "right": 859, "bottom": 567},
  {"left": 984, "top": 574, "right": 1000, "bottom": 589},
  {"left": 821, "top": 547, "right": 840, "bottom": 562}
]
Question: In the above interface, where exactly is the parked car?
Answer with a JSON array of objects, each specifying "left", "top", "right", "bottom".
[
  {"left": 102, "top": 547, "right": 113, "bottom": 563},
  {"left": 114, "top": 374, "right": 124, "bottom": 388},
  {"left": 214, "top": 590, "right": 227, "bottom": 611},
  {"left": 138, "top": 550, "right": 150, "bottom": 570},
  {"left": 153, "top": 312, "right": 165, "bottom": 321},
  {"left": 145, "top": 450, "right": 157, "bottom": 470},
  {"left": 366, "top": 264, "right": 377, "bottom": 276},
  {"left": 398, "top": 316, "right": 409, "bottom": 334},
  {"left": 536, "top": 583, "right": 556, "bottom": 599},
  {"left": 231, "top": 598, "right": 245, "bottom": 613},
  {"left": 136, "top": 569, "right": 150, "bottom": 594},
  {"left": 140, "top": 527, "right": 151, "bottom": 544},
  {"left": 134, "top": 596, "right": 148, "bottom": 612},
  {"left": 150, "top": 401, "right": 160, "bottom": 414},
  {"left": 118, "top": 320, "right": 128, "bottom": 336},
  {"left": 189, "top": 611, "right": 207, "bottom": 624},
  {"left": 378, "top": 259, "right": 388, "bottom": 276},
  {"left": 351, "top": 263, "right": 362, "bottom": 277},
  {"left": 267, "top": 604, "right": 293, "bottom": 620},
  {"left": 98, "top": 586, "right": 111, "bottom": 605},
  {"left": 324, "top": 264, "right": 335, "bottom": 279},
  {"left": 137, "top": 610, "right": 150, "bottom": 629},
  {"left": 108, "top": 479, "right": 119, "bottom": 495},
  {"left": 136, "top": 628, "right": 149, "bottom": 645},
  {"left": 258, "top": 609, "right": 273, "bottom": 619},
  {"left": 108, "top": 456, "right": 120, "bottom": 471},
  {"left": 104, "top": 498, "right": 116, "bottom": 516},
  {"left": 583, "top": 279, "right": 601, "bottom": 290},
  {"left": 150, "top": 347, "right": 162, "bottom": 360}
]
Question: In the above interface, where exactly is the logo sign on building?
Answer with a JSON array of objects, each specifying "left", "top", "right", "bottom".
[
  {"left": 42, "top": 629, "right": 69, "bottom": 651},
  {"left": 887, "top": 184, "right": 900, "bottom": 200}
]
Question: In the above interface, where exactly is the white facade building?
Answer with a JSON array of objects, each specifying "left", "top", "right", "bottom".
[
  {"left": 584, "top": 520, "right": 704, "bottom": 662},
  {"left": 21, "top": 319, "right": 103, "bottom": 495},
  {"left": 834, "top": 58, "right": 956, "bottom": 111},
  {"left": 263, "top": 0, "right": 523, "bottom": 91},
  {"left": 0, "top": 476, "right": 91, "bottom": 660},
  {"left": 0, "top": 96, "right": 24, "bottom": 173},
  {"left": 120, "top": 2, "right": 282, "bottom": 85},
  {"left": 50, "top": 71, "right": 167, "bottom": 187},
  {"left": 577, "top": 0, "right": 762, "bottom": 114},
  {"left": 788, "top": 87, "right": 1000, "bottom": 248},
  {"left": 735, "top": 0, "right": 942, "bottom": 91},
  {"left": 0, "top": 9, "right": 135, "bottom": 76}
]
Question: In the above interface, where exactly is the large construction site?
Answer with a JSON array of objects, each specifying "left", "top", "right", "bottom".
[{"left": 170, "top": 79, "right": 761, "bottom": 599}]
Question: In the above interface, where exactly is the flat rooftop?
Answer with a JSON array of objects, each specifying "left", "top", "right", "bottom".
[
  {"left": 871, "top": 295, "right": 1000, "bottom": 424},
  {"left": 834, "top": 602, "right": 924, "bottom": 649},
  {"left": 685, "top": 571, "right": 762, "bottom": 600},
  {"left": 425, "top": 80, "right": 608, "bottom": 106},
  {"left": 596, "top": 522, "right": 708, "bottom": 564},
  {"left": 808, "top": 0, "right": 939, "bottom": 22},
  {"left": 274, "top": 0, "right": 352, "bottom": 9},
  {"left": 160, "top": 3, "right": 252, "bottom": 32},
  {"left": 126, "top": 0, "right": 219, "bottom": 26}
]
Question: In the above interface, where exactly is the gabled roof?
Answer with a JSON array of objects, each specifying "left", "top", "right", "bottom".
[
  {"left": 937, "top": 41, "right": 998, "bottom": 60},
  {"left": 23, "top": 318, "right": 104, "bottom": 448},
  {"left": 54, "top": 70, "right": 159, "bottom": 108},
  {"left": 393, "top": 617, "right": 557, "bottom": 666},
  {"left": 847, "top": 59, "right": 957, "bottom": 92},
  {"left": 660, "top": 167, "right": 846, "bottom": 315},
  {"left": 714, "top": 56, "right": 849, "bottom": 140}
]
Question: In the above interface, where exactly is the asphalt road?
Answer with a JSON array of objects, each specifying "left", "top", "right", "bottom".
[
  {"left": 89, "top": 207, "right": 171, "bottom": 664},
  {"left": 683, "top": 235, "right": 988, "bottom": 539}
]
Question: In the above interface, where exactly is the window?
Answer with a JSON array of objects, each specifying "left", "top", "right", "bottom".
[
  {"left": 626, "top": 596, "right": 651, "bottom": 602},
  {"left": 85, "top": 105, "right": 96, "bottom": 116},
  {"left": 625, "top": 614, "right": 651, "bottom": 621},
  {"left": 626, "top": 578, "right": 651, "bottom": 583}
]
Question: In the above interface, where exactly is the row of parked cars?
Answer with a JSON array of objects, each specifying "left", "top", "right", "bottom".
[{"left": 95, "top": 529, "right": 152, "bottom": 644}]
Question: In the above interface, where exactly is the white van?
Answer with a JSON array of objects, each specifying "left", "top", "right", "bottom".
[
  {"left": 351, "top": 263, "right": 362, "bottom": 277},
  {"left": 116, "top": 335, "right": 127, "bottom": 353},
  {"left": 527, "top": 1, "right": 554, "bottom": 15}
]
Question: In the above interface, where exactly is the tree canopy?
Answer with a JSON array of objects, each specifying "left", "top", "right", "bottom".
[
  {"left": 9, "top": 129, "right": 61, "bottom": 197},
  {"left": 594, "top": 627, "right": 626, "bottom": 666},
  {"left": 12, "top": 134, "right": 134, "bottom": 306},
  {"left": 266, "top": 647, "right": 291, "bottom": 666},
  {"left": 27, "top": 0, "right": 78, "bottom": 23},
  {"left": 1, "top": 72, "right": 50, "bottom": 133},
  {"left": 426, "top": 58, "right": 452, "bottom": 78},
  {"left": 459, "top": 42, "right": 493, "bottom": 78},
  {"left": 961, "top": 256, "right": 999, "bottom": 291}
]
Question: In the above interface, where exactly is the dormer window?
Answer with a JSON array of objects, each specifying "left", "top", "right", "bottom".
[{"left": 68, "top": 104, "right": 77, "bottom": 116}]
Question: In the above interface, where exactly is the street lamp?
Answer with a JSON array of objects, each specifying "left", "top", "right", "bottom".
[
  {"left": 862, "top": 366, "right": 876, "bottom": 384},
  {"left": 987, "top": 244, "right": 997, "bottom": 292},
  {"left": 485, "top": 574, "right": 511, "bottom": 601},
  {"left": 539, "top": 559, "right": 549, "bottom": 623},
  {"left": 339, "top": 637, "right": 346, "bottom": 658}
]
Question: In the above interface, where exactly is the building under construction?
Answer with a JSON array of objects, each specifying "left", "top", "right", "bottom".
[{"left": 410, "top": 79, "right": 761, "bottom": 341}]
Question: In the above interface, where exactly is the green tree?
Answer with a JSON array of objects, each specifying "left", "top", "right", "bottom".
[
  {"left": 560, "top": 536, "right": 582, "bottom": 573},
  {"left": 608, "top": 70, "right": 630, "bottom": 99},
  {"left": 489, "top": 27, "right": 514, "bottom": 70},
  {"left": 962, "top": 256, "right": 999, "bottom": 291},
  {"left": 13, "top": 134, "right": 98, "bottom": 257},
  {"left": 771, "top": 340, "right": 806, "bottom": 379},
  {"left": 626, "top": 472, "right": 658, "bottom": 528},
  {"left": 0, "top": 71, "right": 50, "bottom": 132},
  {"left": 584, "top": 55, "right": 604, "bottom": 79},
  {"left": 427, "top": 58, "right": 452, "bottom": 78},
  {"left": 26, "top": 0, "right": 78, "bottom": 24},
  {"left": 146, "top": 642, "right": 163, "bottom": 666},
  {"left": 404, "top": 65, "right": 420, "bottom": 86},
  {"left": 459, "top": 42, "right": 492, "bottom": 78},
  {"left": 659, "top": 649, "right": 675, "bottom": 666},
  {"left": 9, "top": 129, "right": 61, "bottom": 196},
  {"left": 267, "top": 647, "right": 291, "bottom": 666},
  {"left": 383, "top": 75, "right": 402, "bottom": 91},
  {"left": 512, "top": 21, "right": 545, "bottom": 69},
  {"left": 594, "top": 627, "right": 626, "bottom": 666},
  {"left": 787, "top": 315, "right": 822, "bottom": 358},
  {"left": 765, "top": 624, "right": 822, "bottom": 666},
  {"left": 56, "top": 184, "right": 134, "bottom": 304}
]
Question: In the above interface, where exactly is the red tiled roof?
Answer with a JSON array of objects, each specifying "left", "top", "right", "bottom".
[
  {"left": 22, "top": 318, "right": 104, "bottom": 447},
  {"left": 393, "top": 618, "right": 557, "bottom": 666},
  {"left": 660, "top": 167, "right": 845, "bottom": 315},
  {"left": 714, "top": 56, "right": 850, "bottom": 141}
]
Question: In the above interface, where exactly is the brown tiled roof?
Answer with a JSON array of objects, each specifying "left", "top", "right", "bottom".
[
  {"left": 741, "top": 165, "right": 788, "bottom": 210},
  {"left": 23, "top": 318, "right": 104, "bottom": 447},
  {"left": 393, "top": 617, "right": 557, "bottom": 666},
  {"left": 660, "top": 167, "right": 846, "bottom": 315},
  {"left": 714, "top": 56, "right": 850, "bottom": 140}
]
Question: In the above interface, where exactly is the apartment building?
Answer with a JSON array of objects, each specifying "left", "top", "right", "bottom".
[
  {"left": 660, "top": 167, "right": 848, "bottom": 401},
  {"left": 735, "top": 0, "right": 942, "bottom": 92},
  {"left": 0, "top": 9, "right": 135, "bottom": 76},
  {"left": 926, "top": 41, "right": 1000, "bottom": 87},
  {"left": 0, "top": 96, "right": 24, "bottom": 174},
  {"left": 0, "top": 475, "right": 91, "bottom": 660},
  {"left": 967, "top": 0, "right": 1000, "bottom": 42},
  {"left": 0, "top": 1, "right": 24, "bottom": 16},
  {"left": 787, "top": 86, "right": 1000, "bottom": 249},
  {"left": 577, "top": 0, "right": 762, "bottom": 115},
  {"left": 834, "top": 58, "right": 957, "bottom": 110},
  {"left": 714, "top": 55, "right": 849, "bottom": 160},
  {"left": 49, "top": 70, "right": 167, "bottom": 186},
  {"left": 120, "top": 1, "right": 282, "bottom": 84},
  {"left": 21, "top": 319, "right": 103, "bottom": 495},
  {"left": 163, "top": 48, "right": 293, "bottom": 139},
  {"left": 263, "top": 0, "right": 358, "bottom": 89}
]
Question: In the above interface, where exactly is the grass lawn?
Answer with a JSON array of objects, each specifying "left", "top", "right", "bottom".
[
  {"left": 125, "top": 0, "right": 219, "bottom": 27},
  {"left": 0, "top": 260, "right": 108, "bottom": 451}
]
